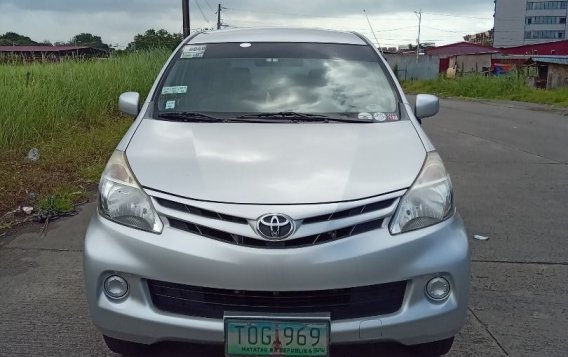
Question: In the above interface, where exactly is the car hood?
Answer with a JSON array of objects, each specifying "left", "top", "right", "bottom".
[{"left": 126, "top": 120, "right": 426, "bottom": 204}]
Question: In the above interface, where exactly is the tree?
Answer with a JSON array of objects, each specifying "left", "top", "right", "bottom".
[
  {"left": 0, "top": 32, "right": 38, "bottom": 46},
  {"left": 70, "top": 33, "right": 109, "bottom": 51},
  {"left": 126, "top": 29, "right": 182, "bottom": 51}
]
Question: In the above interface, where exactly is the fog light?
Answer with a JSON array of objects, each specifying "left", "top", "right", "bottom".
[
  {"left": 104, "top": 275, "right": 129, "bottom": 300},
  {"left": 425, "top": 277, "right": 451, "bottom": 301}
]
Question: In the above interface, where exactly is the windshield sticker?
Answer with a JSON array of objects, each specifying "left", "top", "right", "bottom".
[
  {"left": 386, "top": 113, "right": 400, "bottom": 121},
  {"left": 358, "top": 112, "right": 373, "bottom": 120},
  {"left": 165, "top": 100, "right": 176, "bottom": 110},
  {"left": 181, "top": 45, "right": 207, "bottom": 59},
  {"left": 373, "top": 112, "right": 387, "bottom": 122},
  {"left": 240, "top": 42, "right": 252, "bottom": 48},
  {"left": 161, "top": 86, "right": 187, "bottom": 95}
]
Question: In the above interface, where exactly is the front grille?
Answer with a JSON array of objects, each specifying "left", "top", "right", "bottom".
[
  {"left": 157, "top": 195, "right": 397, "bottom": 248},
  {"left": 303, "top": 199, "right": 396, "bottom": 224},
  {"left": 147, "top": 280, "right": 407, "bottom": 321},
  {"left": 156, "top": 198, "right": 248, "bottom": 225},
  {"left": 169, "top": 218, "right": 383, "bottom": 249}
]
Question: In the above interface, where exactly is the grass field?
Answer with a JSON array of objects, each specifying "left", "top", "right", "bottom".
[
  {"left": 0, "top": 50, "right": 170, "bottom": 230},
  {"left": 402, "top": 74, "right": 568, "bottom": 108}
]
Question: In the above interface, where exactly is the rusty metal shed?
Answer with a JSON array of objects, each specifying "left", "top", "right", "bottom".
[{"left": 528, "top": 56, "right": 568, "bottom": 89}]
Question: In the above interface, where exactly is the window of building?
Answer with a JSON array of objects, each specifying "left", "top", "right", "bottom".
[
  {"left": 525, "top": 30, "right": 565, "bottom": 39},
  {"left": 526, "top": 16, "right": 568, "bottom": 24},
  {"left": 527, "top": 1, "right": 568, "bottom": 10}
]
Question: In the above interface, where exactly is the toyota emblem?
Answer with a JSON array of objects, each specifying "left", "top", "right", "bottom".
[{"left": 256, "top": 214, "right": 295, "bottom": 240}]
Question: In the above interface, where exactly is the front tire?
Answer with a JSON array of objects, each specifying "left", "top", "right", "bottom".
[
  {"left": 408, "top": 337, "right": 455, "bottom": 356},
  {"left": 103, "top": 335, "right": 150, "bottom": 356}
]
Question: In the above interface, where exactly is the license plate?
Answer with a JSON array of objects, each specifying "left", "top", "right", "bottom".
[{"left": 225, "top": 318, "right": 330, "bottom": 357}]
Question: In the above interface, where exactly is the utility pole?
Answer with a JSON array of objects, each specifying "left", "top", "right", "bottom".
[
  {"left": 217, "top": 4, "right": 223, "bottom": 30},
  {"left": 415, "top": 9, "right": 422, "bottom": 61},
  {"left": 182, "top": 0, "right": 191, "bottom": 38}
]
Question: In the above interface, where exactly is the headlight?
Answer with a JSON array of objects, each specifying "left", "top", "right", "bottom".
[
  {"left": 98, "top": 150, "right": 163, "bottom": 233},
  {"left": 390, "top": 152, "right": 454, "bottom": 234}
]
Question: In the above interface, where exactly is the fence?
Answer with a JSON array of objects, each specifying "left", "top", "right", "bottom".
[{"left": 384, "top": 54, "right": 440, "bottom": 81}]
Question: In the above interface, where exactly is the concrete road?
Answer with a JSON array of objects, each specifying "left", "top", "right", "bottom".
[{"left": 1, "top": 99, "right": 567, "bottom": 356}]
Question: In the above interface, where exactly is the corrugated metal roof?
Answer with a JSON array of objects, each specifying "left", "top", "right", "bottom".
[
  {"left": 0, "top": 45, "right": 90, "bottom": 52},
  {"left": 500, "top": 40, "right": 568, "bottom": 56},
  {"left": 424, "top": 42, "right": 499, "bottom": 57},
  {"left": 531, "top": 56, "right": 568, "bottom": 65}
]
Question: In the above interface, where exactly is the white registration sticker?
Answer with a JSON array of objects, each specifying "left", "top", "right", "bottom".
[
  {"left": 165, "top": 100, "right": 176, "bottom": 109},
  {"left": 181, "top": 45, "right": 207, "bottom": 59},
  {"left": 162, "top": 86, "right": 188, "bottom": 95}
]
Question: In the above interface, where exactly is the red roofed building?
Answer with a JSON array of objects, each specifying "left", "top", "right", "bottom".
[
  {"left": 424, "top": 42, "right": 500, "bottom": 73},
  {"left": 499, "top": 40, "right": 568, "bottom": 56}
]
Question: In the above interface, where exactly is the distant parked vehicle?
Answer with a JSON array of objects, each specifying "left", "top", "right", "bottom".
[{"left": 84, "top": 27, "right": 469, "bottom": 357}]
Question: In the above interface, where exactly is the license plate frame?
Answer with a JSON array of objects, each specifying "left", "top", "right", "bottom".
[{"left": 224, "top": 314, "right": 331, "bottom": 357}]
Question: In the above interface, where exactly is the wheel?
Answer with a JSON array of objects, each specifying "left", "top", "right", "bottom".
[
  {"left": 103, "top": 335, "right": 151, "bottom": 356},
  {"left": 408, "top": 337, "right": 455, "bottom": 356}
]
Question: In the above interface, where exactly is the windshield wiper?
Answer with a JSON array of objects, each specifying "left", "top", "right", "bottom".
[
  {"left": 157, "top": 112, "right": 225, "bottom": 122},
  {"left": 236, "top": 112, "right": 369, "bottom": 123}
]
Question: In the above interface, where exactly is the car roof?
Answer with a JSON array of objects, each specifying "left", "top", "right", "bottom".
[{"left": 188, "top": 27, "right": 368, "bottom": 46}]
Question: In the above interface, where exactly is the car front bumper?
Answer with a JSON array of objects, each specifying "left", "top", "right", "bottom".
[{"left": 84, "top": 212, "right": 469, "bottom": 347}]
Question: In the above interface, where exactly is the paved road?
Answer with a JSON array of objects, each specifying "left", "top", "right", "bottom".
[{"left": 1, "top": 99, "right": 567, "bottom": 356}]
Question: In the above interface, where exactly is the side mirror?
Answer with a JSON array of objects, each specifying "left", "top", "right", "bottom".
[
  {"left": 415, "top": 94, "right": 440, "bottom": 120},
  {"left": 118, "top": 92, "right": 141, "bottom": 118}
]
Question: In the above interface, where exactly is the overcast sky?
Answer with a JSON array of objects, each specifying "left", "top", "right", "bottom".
[{"left": 0, "top": 0, "right": 495, "bottom": 48}]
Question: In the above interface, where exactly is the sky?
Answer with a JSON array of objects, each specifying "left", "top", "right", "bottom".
[{"left": 0, "top": 0, "right": 495, "bottom": 49}]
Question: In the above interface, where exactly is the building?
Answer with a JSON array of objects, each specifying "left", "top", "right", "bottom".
[
  {"left": 464, "top": 30, "right": 494, "bottom": 47},
  {"left": 499, "top": 39, "right": 568, "bottom": 54},
  {"left": 525, "top": 56, "right": 568, "bottom": 88},
  {"left": 424, "top": 42, "right": 499, "bottom": 73},
  {"left": 0, "top": 45, "right": 108, "bottom": 61},
  {"left": 494, "top": 0, "right": 568, "bottom": 47}
]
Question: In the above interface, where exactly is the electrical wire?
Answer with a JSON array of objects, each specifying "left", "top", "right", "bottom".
[
  {"left": 226, "top": 7, "right": 352, "bottom": 20},
  {"left": 194, "top": 0, "right": 211, "bottom": 25},
  {"left": 421, "top": 11, "right": 493, "bottom": 20},
  {"left": 204, "top": 0, "right": 215, "bottom": 13}
]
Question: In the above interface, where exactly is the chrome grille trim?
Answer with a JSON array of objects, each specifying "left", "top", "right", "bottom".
[
  {"left": 148, "top": 189, "right": 405, "bottom": 248},
  {"left": 167, "top": 217, "right": 385, "bottom": 249}
]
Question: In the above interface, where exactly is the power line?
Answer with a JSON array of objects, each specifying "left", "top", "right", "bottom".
[
  {"left": 422, "top": 25, "right": 470, "bottom": 34},
  {"left": 195, "top": 0, "right": 211, "bottom": 25},
  {"left": 226, "top": 7, "right": 351, "bottom": 20},
  {"left": 422, "top": 11, "right": 493, "bottom": 20},
  {"left": 204, "top": 0, "right": 215, "bottom": 12},
  {"left": 374, "top": 25, "right": 418, "bottom": 33},
  {"left": 363, "top": 9, "right": 381, "bottom": 48}
]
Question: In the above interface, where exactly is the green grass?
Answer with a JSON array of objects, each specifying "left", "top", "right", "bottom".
[
  {"left": 0, "top": 50, "right": 170, "bottom": 228},
  {"left": 402, "top": 74, "right": 568, "bottom": 108},
  {"left": 0, "top": 51, "right": 170, "bottom": 148}
]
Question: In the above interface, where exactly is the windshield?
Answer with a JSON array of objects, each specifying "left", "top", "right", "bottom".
[{"left": 155, "top": 42, "right": 399, "bottom": 121}]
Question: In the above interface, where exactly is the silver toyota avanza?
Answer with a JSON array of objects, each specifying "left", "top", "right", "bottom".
[{"left": 84, "top": 28, "right": 469, "bottom": 356}]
